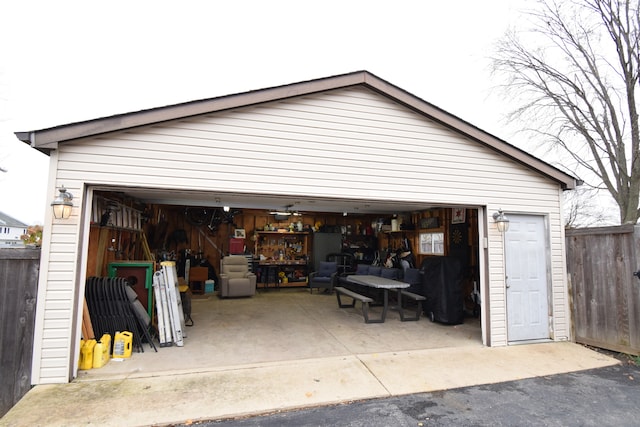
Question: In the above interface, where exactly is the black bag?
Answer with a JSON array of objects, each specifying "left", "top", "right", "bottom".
[{"left": 180, "top": 291, "right": 194, "bottom": 326}]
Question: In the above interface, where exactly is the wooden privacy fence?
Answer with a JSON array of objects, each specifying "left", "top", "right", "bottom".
[
  {"left": 566, "top": 225, "right": 640, "bottom": 356},
  {"left": 0, "top": 248, "right": 40, "bottom": 418}
]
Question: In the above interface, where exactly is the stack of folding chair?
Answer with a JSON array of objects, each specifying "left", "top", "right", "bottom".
[{"left": 85, "top": 277, "right": 157, "bottom": 353}]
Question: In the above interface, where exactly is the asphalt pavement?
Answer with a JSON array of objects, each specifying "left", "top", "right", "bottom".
[{"left": 186, "top": 359, "right": 640, "bottom": 427}]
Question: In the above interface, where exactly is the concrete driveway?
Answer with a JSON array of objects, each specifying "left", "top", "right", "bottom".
[
  {"left": 181, "top": 357, "right": 640, "bottom": 427},
  {"left": 0, "top": 342, "right": 621, "bottom": 426}
]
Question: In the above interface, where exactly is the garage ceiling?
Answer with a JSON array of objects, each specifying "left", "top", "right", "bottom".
[{"left": 99, "top": 186, "right": 450, "bottom": 216}]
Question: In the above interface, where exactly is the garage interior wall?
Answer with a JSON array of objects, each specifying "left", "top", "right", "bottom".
[{"left": 84, "top": 198, "right": 479, "bottom": 284}]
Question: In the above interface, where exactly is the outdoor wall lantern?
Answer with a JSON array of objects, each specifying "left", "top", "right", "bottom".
[
  {"left": 492, "top": 209, "right": 510, "bottom": 233},
  {"left": 51, "top": 186, "right": 74, "bottom": 219}
]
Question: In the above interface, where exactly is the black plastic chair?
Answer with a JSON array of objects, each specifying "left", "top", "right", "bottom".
[{"left": 308, "top": 261, "right": 338, "bottom": 294}]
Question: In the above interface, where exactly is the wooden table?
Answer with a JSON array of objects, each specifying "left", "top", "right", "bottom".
[{"left": 345, "top": 275, "right": 409, "bottom": 322}]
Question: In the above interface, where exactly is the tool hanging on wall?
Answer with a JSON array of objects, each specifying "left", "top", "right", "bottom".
[
  {"left": 197, "top": 227, "right": 223, "bottom": 257},
  {"left": 140, "top": 231, "right": 154, "bottom": 261},
  {"left": 82, "top": 298, "right": 95, "bottom": 340},
  {"left": 185, "top": 207, "right": 242, "bottom": 233},
  {"left": 116, "top": 230, "right": 123, "bottom": 259}
]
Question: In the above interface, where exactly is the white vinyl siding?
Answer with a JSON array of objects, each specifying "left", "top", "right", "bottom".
[
  {"left": 58, "top": 89, "right": 555, "bottom": 205},
  {"left": 33, "top": 86, "right": 570, "bottom": 383}
]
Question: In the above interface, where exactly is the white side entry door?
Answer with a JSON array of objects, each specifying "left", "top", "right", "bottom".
[{"left": 504, "top": 214, "right": 550, "bottom": 342}]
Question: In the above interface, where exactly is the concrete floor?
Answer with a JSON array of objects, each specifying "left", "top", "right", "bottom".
[
  {"left": 2, "top": 288, "right": 620, "bottom": 426},
  {"left": 77, "top": 287, "right": 483, "bottom": 381}
]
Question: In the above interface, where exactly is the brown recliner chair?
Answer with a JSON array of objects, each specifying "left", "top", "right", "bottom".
[{"left": 219, "top": 255, "right": 257, "bottom": 298}]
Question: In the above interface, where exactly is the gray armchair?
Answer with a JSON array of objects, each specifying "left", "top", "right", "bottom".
[
  {"left": 308, "top": 261, "right": 338, "bottom": 294},
  {"left": 219, "top": 256, "right": 257, "bottom": 298}
]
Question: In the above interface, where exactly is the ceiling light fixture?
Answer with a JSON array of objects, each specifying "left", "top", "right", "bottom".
[{"left": 269, "top": 204, "right": 302, "bottom": 217}]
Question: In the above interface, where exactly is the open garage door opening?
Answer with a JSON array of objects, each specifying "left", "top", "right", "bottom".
[{"left": 77, "top": 187, "right": 483, "bottom": 380}]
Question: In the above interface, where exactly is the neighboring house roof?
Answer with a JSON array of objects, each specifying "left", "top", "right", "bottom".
[
  {"left": 0, "top": 211, "right": 28, "bottom": 228},
  {"left": 15, "top": 70, "right": 577, "bottom": 189}
]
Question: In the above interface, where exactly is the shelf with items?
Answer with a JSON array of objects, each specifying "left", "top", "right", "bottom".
[
  {"left": 254, "top": 231, "right": 309, "bottom": 261},
  {"left": 254, "top": 231, "right": 310, "bottom": 286},
  {"left": 342, "top": 234, "right": 378, "bottom": 264},
  {"left": 253, "top": 260, "right": 309, "bottom": 288},
  {"left": 280, "top": 263, "right": 309, "bottom": 284}
]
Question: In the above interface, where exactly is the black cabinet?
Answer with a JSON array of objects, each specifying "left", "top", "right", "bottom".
[{"left": 312, "top": 232, "right": 342, "bottom": 270}]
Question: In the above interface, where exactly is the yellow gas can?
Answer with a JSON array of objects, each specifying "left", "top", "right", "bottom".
[
  {"left": 79, "top": 339, "right": 96, "bottom": 370},
  {"left": 79, "top": 339, "right": 85, "bottom": 368},
  {"left": 92, "top": 334, "right": 111, "bottom": 368},
  {"left": 113, "top": 331, "right": 133, "bottom": 358}
]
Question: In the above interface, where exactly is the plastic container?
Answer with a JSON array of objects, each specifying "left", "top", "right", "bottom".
[
  {"left": 79, "top": 339, "right": 96, "bottom": 370},
  {"left": 113, "top": 331, "right": 133, "bottom": 358},
  {"left": 229, "top": 238, "right": 244, "bottom": 254},
  {"left": 205, "top": 280, "right": 215, "bottom": 293},
  {"left": 92, "top": 341, "right": 105, "bottom": 368},
  {"left": 79, "top": 339, "right": 85, "bottom": 368},
  {"left": 92, "top": 334, "right": 111, "bottom": 368}
]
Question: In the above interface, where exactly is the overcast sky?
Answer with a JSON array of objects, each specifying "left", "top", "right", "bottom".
[{"left": 0, "top": 0, "right": 528, "bottom": 224}]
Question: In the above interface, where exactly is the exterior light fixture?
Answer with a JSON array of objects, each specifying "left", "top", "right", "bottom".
[
  {"left": 492, "top": 209, "right": 509, "bottom": 233},
  {"left": 223, "top": 206, "right": 230, "bottom": 212},
  {"left": 51, "top": 186, "right": 74, "bottom": 219}
]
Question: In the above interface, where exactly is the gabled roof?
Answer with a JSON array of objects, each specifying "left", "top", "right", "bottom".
[
  {"left": 15, "top": 70, "right": 576, "bottom": 189},
  {"left": 0, "top": 211, "right": 28, "bottom": 227}
]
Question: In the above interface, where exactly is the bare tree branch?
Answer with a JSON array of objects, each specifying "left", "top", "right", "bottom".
[{"left": 492, "top": 0, "right": 640, "bottom": 224}]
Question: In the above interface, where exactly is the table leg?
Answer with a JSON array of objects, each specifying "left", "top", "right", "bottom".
[
  {"left": 264, "top": 266, "right": 276, "bottom": 291},
  {"left": 381, "top": 289, "right": 389, "bottom": 322}
]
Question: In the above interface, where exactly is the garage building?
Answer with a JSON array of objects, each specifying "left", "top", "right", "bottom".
[{"left": 16, "top": 71, "right": 576, "bottom": 384}]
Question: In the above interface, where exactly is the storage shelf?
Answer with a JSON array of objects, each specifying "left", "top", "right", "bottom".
[
  {"left": 257, "top": 231, "right": 309, "bottom": 235},
  {"left": 255, "top": 231, "right": 310, "bottom": 286}
]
